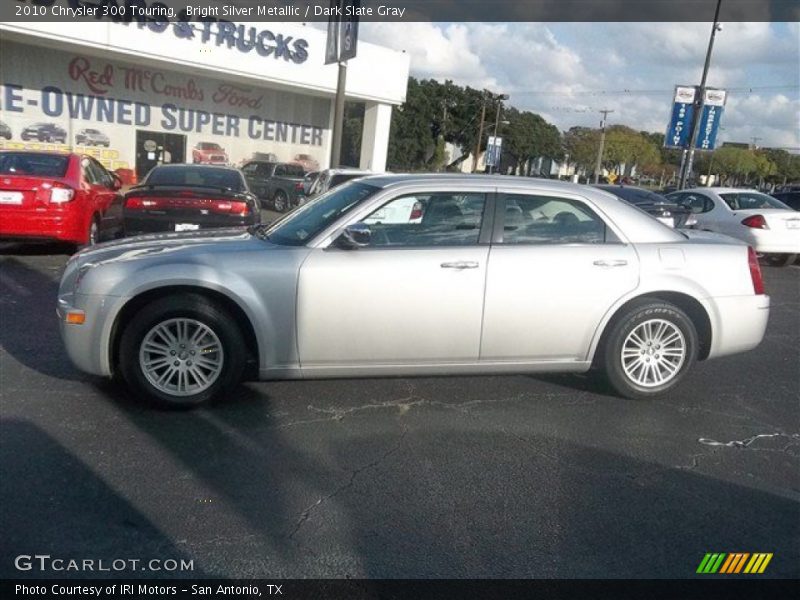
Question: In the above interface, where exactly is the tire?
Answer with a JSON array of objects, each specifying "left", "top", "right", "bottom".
[
  {"left": 272, "top": 190, "right": 289, "bottom": 212},
  {"left": 118, "top": 294, "right": 246, "bottom": 408},
  {"left": 601, "top": 301, "right": 698, "bottom": 400},
  {"left": 763, "top": 253, "right": 797, "bottom": 267}
]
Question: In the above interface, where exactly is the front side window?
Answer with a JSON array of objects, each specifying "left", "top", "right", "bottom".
[
  {"left": 360, "top": 192, "right": 486, "bottom": 247},
  {"left": 499, "top": 194, "right": 615, "bottom": 244}
]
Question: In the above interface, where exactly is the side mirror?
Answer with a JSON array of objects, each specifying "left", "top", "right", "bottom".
[
  {"left": 111, "top": 173, "right": 123, "bottom": 191},
  {"left": 335, "top": 223, "right": 371, "bottom": 249}
]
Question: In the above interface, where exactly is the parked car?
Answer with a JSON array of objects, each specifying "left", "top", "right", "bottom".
[
  {"left": 595, "top": 184, "right": 696, "bottom": 228},
  {"left": 192, "top": 142, "right": 229, "bottom": 165},
  {"left": 771, "top": 191, "right": 800, "bottom": 211},
  {"left": 59, "top": 175, "right": 769, "bottom": 408},
  {"left": 20, "top": 122, "right": 67, "bottom": 143},
  {"left": 666, "top": 187, "right": 800, "bottom": 267},
  {"left": 302, "top": 171, "right": 319, "bottom": 197},
  {"left": 240, "top": 161, "right": 305, "bottom": 212},
  {"left": 75, "top": 128, "right": 110, "bottom": 147},
  {"left": 114, "top": 167, "right": 137, "bottom": 187},
  {"left": 123, "top": 164, "right": 260, "bottom": 235},
  {"left": 0, "top": 120, "right": 12, "bottom": 140},
  {"left": 0, "top": 151, "right": 123, "bottom": 248},
  {"left": 292, "top": 153, "right": 320, "bottom": 173},
  {"left": 307, "top": 168, "right": 371, "bottom": 198}
]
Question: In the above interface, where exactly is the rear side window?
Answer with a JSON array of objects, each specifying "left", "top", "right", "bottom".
[
  {"left": 499, "top": 194, "right": 617, "bottom": 245},
  {"left": 276, "top": 164, "right": 304, "bottom": 177},
  {"left": 720, "top": 192, "right": 790, "bottom": 211},
  {"left": 0, "top": 153, "right": 69, "bottom": 177},
  {"left": 146, "top": 166, "right": 244, "bottom": 191}
]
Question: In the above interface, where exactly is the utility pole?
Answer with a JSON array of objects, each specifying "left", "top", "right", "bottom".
[
  {"left": 488, "top": 93, "right": 509, "bottom": 174},
  {"left": 472, "top": 92, "right": 487, "bottom": 173},
  {"left": 679, "top": 0, "right": 723, "bottom": 189},
  {"left": 330, "top": 61, "right": 347, "bottom": 168},
  {"left": 593, "top": 108, "right": 614, "bottom": 184}
]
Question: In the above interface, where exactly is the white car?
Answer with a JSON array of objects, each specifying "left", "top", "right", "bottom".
[{"left": 668, "top": 188, "right": 800, "bottom": 266}]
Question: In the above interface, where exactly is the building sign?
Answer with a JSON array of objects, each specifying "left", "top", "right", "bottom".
[
  {"left": 0, "top": 41, "right": 329, "bottom": 173},
  {"left": 695, "top": 88, "right": 727, "bottom": 151},
  {"left": 325, "top": 0, "right": 360, "bottom": 64},
  {"left": 664, "top": 85, "right": 696, "bottom": 149}
]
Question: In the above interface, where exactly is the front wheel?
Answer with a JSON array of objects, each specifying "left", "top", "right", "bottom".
[
  {"left": 602, "top": 301, "right": 698, "bottom": 399},
  {"left": 763, "top": 253, "right": 797, "bottom": 267},
  {"left": 118, "top": 294, "right": 246, "bottom": 408}
]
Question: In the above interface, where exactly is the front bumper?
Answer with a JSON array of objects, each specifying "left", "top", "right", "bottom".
[
  {"left": 57, "top": 292, "right": 119, "bottom": 377},
  {"left": 706, "top": 294, "right": 770, "bottom": 359}
]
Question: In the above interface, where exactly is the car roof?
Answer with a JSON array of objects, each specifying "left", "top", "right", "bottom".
[
  {"left": 153, "top": 163, "right": 238, "bottom": 172},
  {"left": 680, "top": 187, "right": 759, "bottom": 194}
]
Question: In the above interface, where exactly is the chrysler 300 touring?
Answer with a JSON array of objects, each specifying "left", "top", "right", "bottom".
[{"left": 58, "top": 175, "right": 770, "bottom": 407}]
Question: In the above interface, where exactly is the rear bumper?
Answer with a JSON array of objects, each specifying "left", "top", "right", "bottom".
[
  {"left": 124, "top": 213, "right": 258, "bottom": 235},
  {"left": 737, "top": 228, "right": 800, "bottom": 254},
  {"left": 706, "top": 294, "right": 770, "bottom": 359},
  {"left": 0, "top": 209, "right": 85, "bottom": 244}
]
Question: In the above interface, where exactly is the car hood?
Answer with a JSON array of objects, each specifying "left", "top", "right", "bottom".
[{"left": 68, "top": 228, "right": 262, "bottom": 269}]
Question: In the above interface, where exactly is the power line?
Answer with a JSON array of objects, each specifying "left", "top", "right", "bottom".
[{"left": 510, "top": 85, "right": 799, "bottom": 97}]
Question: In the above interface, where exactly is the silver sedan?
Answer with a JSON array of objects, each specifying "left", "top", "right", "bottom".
[{"left": 58, "top": 175, "right": 770, "bottom": 408}]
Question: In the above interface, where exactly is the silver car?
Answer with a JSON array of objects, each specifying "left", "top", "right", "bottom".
[{"left": 58, "top": 175, "right": 770, "bottom": 408}]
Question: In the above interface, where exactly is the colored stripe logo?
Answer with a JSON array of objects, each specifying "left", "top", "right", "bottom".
[{"left": 697, "top": 553, "right": 773, "bottom": 574}]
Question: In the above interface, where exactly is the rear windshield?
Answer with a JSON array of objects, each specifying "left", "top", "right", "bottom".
[
  {"left": 277, "top": 164, "right": 305, "bottom": 177},
  {"left": 0, "top": 153, "right": 69, "bottom": 177},
  {"left": 720, "top": 192, "right": 790, "bottom": 211},
  {"left": 145, "top": 166, "right": 243, "bottom": 191}
]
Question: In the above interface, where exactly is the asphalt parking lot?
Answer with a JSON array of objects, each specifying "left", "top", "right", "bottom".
[{"left": 0, "top": 240, "right": 798, "bottom": 579}]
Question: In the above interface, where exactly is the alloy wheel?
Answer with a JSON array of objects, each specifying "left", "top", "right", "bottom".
[
  {"left": 621, "top": 318, "right": 686, "bottom": 388},
  {"left": 139, "top": 318, "right": 224, "bottom": 397}
]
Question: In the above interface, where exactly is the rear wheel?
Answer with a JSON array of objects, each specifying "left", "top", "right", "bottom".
[
  {"left": 119, "top": 294, "right": 246, "bottom": 408},
  {"left": 763, "top": 253, "right": 797, "bottom": 267},
  {"left": 602, "top": 301, "right": 698, "bottom": 399},
  {"left": 272, "top": 190, "right": 289, "bottom": 212}
]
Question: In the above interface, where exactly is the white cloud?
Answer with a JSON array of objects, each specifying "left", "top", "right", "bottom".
[{"left": 359, "top": 22, "right": 800, "bottom": 149}]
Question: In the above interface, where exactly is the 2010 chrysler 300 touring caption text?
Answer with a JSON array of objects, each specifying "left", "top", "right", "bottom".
[{"left": 57, "top": 175, "right": 770, "bottom": 408}]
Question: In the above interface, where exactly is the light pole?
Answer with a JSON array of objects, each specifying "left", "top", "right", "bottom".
[
  {"left": 488, "top": 94, "right": 509, "bottom": 174},
  {"left": 679, "top": 0, "right": 723, "bottom": 189},
  {"left": 472, "top": 91, "right": 488, "bottom": 173},
  {"left": 593, "top": 108, "right": 614, "bottom": 184}
]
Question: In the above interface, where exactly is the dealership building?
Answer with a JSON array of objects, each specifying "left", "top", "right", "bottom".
[{"left": 0, "top": 18, "right": 409, "bottom": 178}]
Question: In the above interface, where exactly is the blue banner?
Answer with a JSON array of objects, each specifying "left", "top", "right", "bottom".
[
  {"left": 665, "top": 86, "right": 697, "bottom": 149},
  {"left": 695, "top": 89, "right": 727, "bottom": 150}
]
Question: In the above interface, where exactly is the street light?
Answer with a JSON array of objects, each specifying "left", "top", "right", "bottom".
[{"left": 488, "top": 94, "right": 510, "bottom": 174}]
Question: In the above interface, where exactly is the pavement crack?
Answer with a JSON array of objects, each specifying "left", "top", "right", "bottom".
[
  {"left": 286, "top": 425, "right": 408, "bottom": 540},
  {"left": 698, "top": 432, "right": 800, "bottom": 450}
]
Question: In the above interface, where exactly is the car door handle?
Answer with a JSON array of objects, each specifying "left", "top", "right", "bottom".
[
  {"left": 441, "top": 261, "right": 479, "bottom": 269},
  {"left": 593, "top": 259, "right": 628, "bottom": 267}
]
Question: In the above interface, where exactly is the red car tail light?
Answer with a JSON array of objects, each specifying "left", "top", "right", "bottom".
[
  {"left": 48, "top": 185, "right": 75, "bottom": 204},
  {"left": 295, "top": 182, "right": 304, "bottom": 191},
  {"left": 748, "top": 246, "right": 765, "bottom": 295},
  {"left": 741, "top": 214, "right": 768, "bottom": 229}
]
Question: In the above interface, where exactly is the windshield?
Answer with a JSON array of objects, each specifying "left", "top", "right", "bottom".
[
  {"left": 198, "top": 143, "right": 222, "bottom": 150},
  {"left": 262, "top": 182, "right": 380, "bottom": 246},
  {"left": 0, "top": 152, "right": 69, "bottom": 177},
  {"left": 720, "top": 192, "right": 790, "bottom": 211},
  {"left": 145, "top": 166, "right": 243, "bottom": 191}
]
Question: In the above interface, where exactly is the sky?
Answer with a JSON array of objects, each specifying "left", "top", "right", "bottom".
[{"left": 356, "top": 22, "right": 800, "bottom": 150}]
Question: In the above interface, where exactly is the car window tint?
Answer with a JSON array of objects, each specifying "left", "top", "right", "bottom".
[
  {"left": 0, "top": 152, "right": 69, "bottom": 177},
  {"left": 146, "top": 166, "right": 243, "bottom": 191},
  {"left": 677, "top": 193, "right": 712, "bottom": 214},
  {"left": 241, "top": 163, "right": 257, "bottom": 175},
  {"left": 361, "top": 193, "right": 486, "bottom": 247},
  {"left": 720, "top": 192, "right": 790, "bottom": 211},
  {"left": 500, "top": 194, "right": 614, "bottom": 244},
  {"left": 90, "top": 158, "right": 113, "bottom": 187},
  {"left": 285, "top": 164, "right": 304, "bottom": 177}
]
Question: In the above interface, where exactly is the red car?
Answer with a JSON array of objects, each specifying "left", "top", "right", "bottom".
[
  {"left": 192, "top": 142, "right": 228, "bottom": 165},
  {"left": 0, "top": 151, "right": 123, "bottom": 248}
]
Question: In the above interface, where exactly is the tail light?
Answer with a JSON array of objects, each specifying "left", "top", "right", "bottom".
[
  {"left": 742, "top": 214, "right": 768, "bottom": 229},
  {"left": 409, "top": 201, "right": 424, "bottom": 220},
  {"left": 748, "top": 246, "right": 765, "bottom": 295},
  {"left": 49, "top": 185, "right": 75, "bottom": 203},
  {"left": 295, "top": 182, "right": 304, "bottom": 192},
  {"left": 125, "top": 196, "right": 250, "bottom": 216}
]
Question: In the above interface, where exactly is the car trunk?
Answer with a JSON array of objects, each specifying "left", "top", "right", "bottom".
[{"left": 0, "top": 175, "right": 72, "bottom": 212}]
